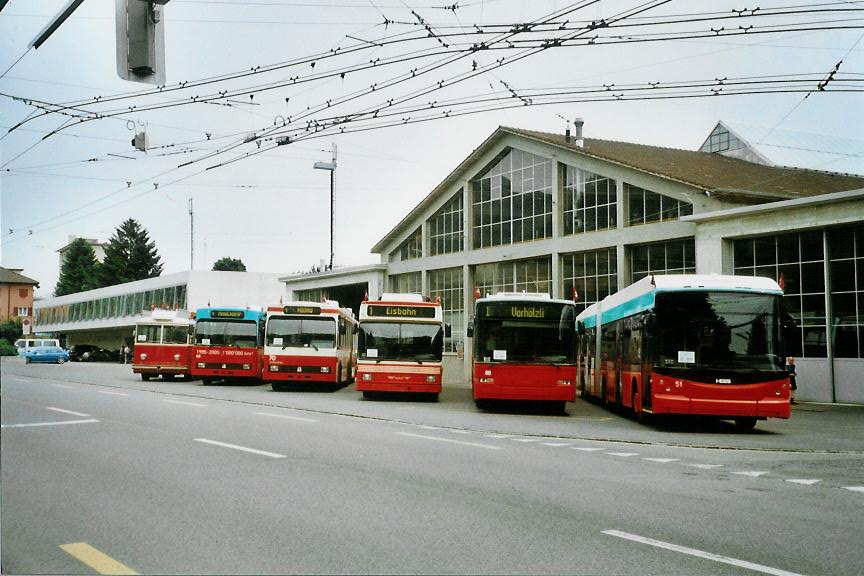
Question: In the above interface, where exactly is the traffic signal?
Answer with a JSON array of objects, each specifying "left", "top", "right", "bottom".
[{"left": 115, "top": 0, "right": 168, "bottom": 85}]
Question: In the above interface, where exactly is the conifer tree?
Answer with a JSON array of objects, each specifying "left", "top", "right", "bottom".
[
  {"left": 55, "top": 238, "right": 100, "bottom": 296},
  {"left": 97, "top": 219, "right": 163, "bottom": 287}
]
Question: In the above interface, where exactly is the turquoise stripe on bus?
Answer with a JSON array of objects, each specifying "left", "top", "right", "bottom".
[{"left": 600, "top": 292, "right": 655, "bottom": 325}]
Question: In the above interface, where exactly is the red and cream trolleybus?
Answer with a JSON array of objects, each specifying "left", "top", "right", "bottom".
[
  {"left": 467, "top": 293, "right": 577, "bottom": 412},
  {"left": 133, "top": 308, "right": 194, "bottom": 381},
  {"left": 576, "top": 274, "right": 792, "bottom": 430},
  {"left": 356, "top": 293, "right": 445, "bottom": 401},
  {"left": 263, "top": 300, "right": 357, "bottom": 392}
]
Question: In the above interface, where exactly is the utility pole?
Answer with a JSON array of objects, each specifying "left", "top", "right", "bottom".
[
  {"left": 313, "top": 142, "right": 337, "bottom": 270},
  {"left": 188, "top": 197, "right": 194, "bottom": 270}
]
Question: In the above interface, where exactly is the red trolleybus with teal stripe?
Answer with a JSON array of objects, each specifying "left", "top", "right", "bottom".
[
  {"left": 467, "top": 293, "right": 578, "bottom": 412},
  {"left": 192, "top": 307, "right": 265, "bottom": 385},
  {"left": 356, "top": 294, "right": 445, "bottom": 401},
  {"left": 263, "top": 301, "right": 357, "bottom": 391},
  {"left": 576, "top": 275, "right": 792, "bottom": 430}
]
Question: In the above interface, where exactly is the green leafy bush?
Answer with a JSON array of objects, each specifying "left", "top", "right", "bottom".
[{"left": 0, "top": 339, "right": 20, "bottom": 356}]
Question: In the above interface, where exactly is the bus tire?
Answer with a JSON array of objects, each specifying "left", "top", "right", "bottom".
[
  {"left": 734, "top": 417, "right": 757, "bottom": 431},
  {"left": 362, "top": 391, "right": 374, "bottom": 400},
  {"left": 202, "top": 378, "right": 214, "bottom": 386},
  {"left": 427, "top": 392, "right": 439, "bottom": 403},
  {"left": 475, "top": 398, "right": 491, "bottom": 410},
  {"left": 549, "top": 401, "right": 566, "bottom": 414},
  {"left": 633, "top": 387, "right": 649, "bottom": 424},
  {"left": 272, "top": 382, "right": 283, "bottom": 392},
  {"left": 140, "top": 373, "right": 151, "bottom": 381}
]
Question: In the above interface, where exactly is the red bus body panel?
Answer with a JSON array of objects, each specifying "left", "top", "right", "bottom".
[
  {"left": 473, "top": 363, "right": 576, "bottom": 402},
  {"left": 132, "top": 343, "right": 192, "bottom": 377},
  {"left": 649, "top": 371, "right": 791, "bottom": 419},
  {"left": 264, "top": 354, "right": 339, "bottom": 384},
  {"left": 191, "top": 346, "right": 261, "bottom": 381},
  {"left": 355, "top": 361, "right": 442, "bottom": 394}
]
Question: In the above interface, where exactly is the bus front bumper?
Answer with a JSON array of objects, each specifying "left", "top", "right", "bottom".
[{"left": 652, "top": 395, "right": 791, "bottom": 419}]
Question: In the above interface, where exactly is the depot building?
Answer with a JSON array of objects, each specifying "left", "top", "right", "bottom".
[{"left": 281, "top": 123, "right": 864, "bottom": 404}]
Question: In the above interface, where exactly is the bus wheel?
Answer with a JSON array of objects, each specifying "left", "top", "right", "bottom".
[
  {"left": 475, "top": 398, "right": 491, "bottom": 410},
  {"left": 549, "top": 401, "right": 566, "bottom": 415},
  {"left": 362, "top": 391, "right": 375, "bottom": 400},
  {"left": 140, "top": 373, "right": 151, "bottom": 381},
  {"left": 734, "top": 417, "right": 757, "bottom": 431},
  {"left": 426, "top": 393, "right": 439, "bottom": 403},
  {"left": 202, "top": 378, "right": 213, "bottom": 386},
  {"left": 633, "top": 390, "right": 649, "bottom": 424},
  {"left": 272, "top": 383, "right": 283, "bottom": 392}
]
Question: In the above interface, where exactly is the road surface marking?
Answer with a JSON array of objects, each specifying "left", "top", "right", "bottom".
[
  {"left": 732, "top": 471, "right": 769, "bottom": 478},
  {"left": 687, "top": 463, "right": 724, "bottom": 469},
  {"left": 786, "top": 479, "right": 822, "bottom": 486},
  {"left": 52, "top": 384, "right": 75, "bottom": 389},
  {"left": 47, "top": 407, "right": 90, "bottom": 418},
  {"left": 194, "top": 438, "right": 286, "bottom": 458},
  {"left": 607, "top": 452, "right": 640, "bottom": 457},
  {"left": 541, "top": 442, "right": 573, "bottom": 447},
  {"left": 643, "top": 458, "right": 680, "bottom": 463},
  {"left": 254, "top": 412, "right": 317, "bottom": 423},
  {"left": 572, "top": 447, "right": 605, "bottom": 452},
  {"left": 97, "top": 391, "right": 129, "bottom": 397},
  {"left": 60, "top": 542, "right": 138, "bottom": 575},
  {"left": 485, "top": 434, "right": 513, "bottom": 439},
  {"left": 419, "top": 425, "right": 439, "bottom": 430},
  {"left": 511, "top": 437, "right": 543, "bottom": 443},
  {"left": 163, "top": 399, "right": 206, "bottom": 407},
  {"left": 1, "top": 419, "right": 99, "bottom": 429},
  {"left": 602, "top": 530, "right": 804, "bottom": 576},
  {"left": 447, "top": 429, "right": 472, "bottom": 434},
  {"left": 843, "top": 486, "right": 864, "bottom": 493},
  {"left": 396, "top": 432, "right": 503, "bottom": 451}
]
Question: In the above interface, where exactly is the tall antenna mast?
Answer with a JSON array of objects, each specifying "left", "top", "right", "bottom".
[{"left": 188, "top": 197, "right": 194, "bottom": 270}]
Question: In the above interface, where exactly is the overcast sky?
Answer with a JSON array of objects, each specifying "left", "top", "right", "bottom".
[{"left": 2, "top": 0, "right": 863, "bottom": 298}]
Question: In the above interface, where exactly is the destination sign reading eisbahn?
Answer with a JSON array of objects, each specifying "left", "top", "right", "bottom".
[
  {"left": 210, "top": 310, "right": 245, "bottom": 319},
  {"left": 283, "top": 305, "right": 321, "bottom": 315},
  {"left": 366, "top": 304, "right": 437, "bottom": 319}
]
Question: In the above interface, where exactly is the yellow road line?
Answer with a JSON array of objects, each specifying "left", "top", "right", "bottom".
[{"left": 59, "top": 543, "right": 138, "bottom": 575}]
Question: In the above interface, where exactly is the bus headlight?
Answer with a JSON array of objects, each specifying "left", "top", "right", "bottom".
[
  {"left": 173, "top": 354, "right": 181, "bottom": 361},
  {"left": 242, "top": 364, "right": 251, "bottom": 370},
  {"left": 556, "top": 379, "right": 572, "bottom": 386},
  {"left": 269, "top": 365, "right": 279, "bottom": 372},
  {"left": 197, "top": 363, "right": 206, "bottom": 368},
  {"left": 140, "top": 353, "right": 147, "bottom": 360},
  {"left": 425, "top": 375, "right": 436, "bottom": 383},
  {"left": 479, "top": 377, "right": 494, "bottom": 383},
  {"left": 320, "top": 367, "right": 331, "bottom": 374},
  {"left": 362, "top": 373, "right": 372, "bottom": 381}
]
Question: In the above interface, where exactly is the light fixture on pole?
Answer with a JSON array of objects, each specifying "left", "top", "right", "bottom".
[{"left": 313, "top": 143, "right": 337, "bottom": 270}]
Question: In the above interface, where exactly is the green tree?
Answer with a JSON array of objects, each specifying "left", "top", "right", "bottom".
[
  {"left": 97, "top": 219, "right": 163, "bottom": 287},
  {"left": 0, "top": 320, "right": 23, "bottom": 343},
  {"left": 212, "top": 257, "right": 247, "bottom": 272},
  {"left": 55, "top": 238, "right": 100, "bottom": 295}
]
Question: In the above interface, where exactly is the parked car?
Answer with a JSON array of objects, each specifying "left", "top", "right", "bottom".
[
  {"left": 24, "top": 346, "right": 70, "bottom": 364},
  {"left": 68, "top": 344, "right": 113, "bottom": 362}
]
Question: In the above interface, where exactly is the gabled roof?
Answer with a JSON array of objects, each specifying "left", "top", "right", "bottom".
[
  {"left": 0, "top": 266, "right": 39, "bottom": 286},
  {"left": 373, "top": 126, "right": 864, "bottom": 254}
]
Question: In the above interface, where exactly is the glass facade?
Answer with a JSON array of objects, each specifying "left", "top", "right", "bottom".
[
  {"left": 631, "top": 238, "right": 696, "bottom": 280},
  {"left": 389, "top": 272, "right": 421, "bottom": 294},
  {"left": 471, "top": 149, "right": 554, "bottom": 249},
  {"left": 700, "top": 123, "right": 742, "bottom": 153},
  {"left": 475, "top": 257, "right": 552, "bottom": 297},
  {"left": 428, "top": 267, "right": 464, "bottom": 353},
  {"left": 734, "top": 225, "right": 864, "bottom": 359},
  {"left": 562, "top": 248, "right": 618, "bottom": 315},
  {"left": 627, "top": 185, "right": 692, "bottom": 226},
  {"left": 398, "top": 227, "right": 423, "bottom": 261},
  {"left": 428, "top": 190, "right": 464, "bottom": 256},
  {"left": 295, "top": 288, "right": 324, "bottom": 303},
  {"left": 563, "top": 166, "right": 617, "bottom": 235},
  {"left": 36, "top": 285, "right": 188, "bottom": 325}
]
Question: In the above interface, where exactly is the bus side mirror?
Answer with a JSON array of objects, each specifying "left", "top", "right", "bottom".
[
  {"left": 577, "top": 321, "right": 586, "bottom": 336},
  {"left": 339, "top": 321, "right": 347, "bottom": 335},
  {"left": 644, "top": 312, "right": 657, "bottom": 334},
  {"left": 445, "top": 324, "right": 452, "bottom": 338},
  {"left": 466, "top": 319, "right": 474, "bottom": 338}
]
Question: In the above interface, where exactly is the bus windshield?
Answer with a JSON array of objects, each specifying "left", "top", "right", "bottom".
[
  {"left": 358, "top": 322, "right": 443, "bottom": 362},
  {"left": 474, "top": 302, "right": 576, "bottom": 364},
  {"left": 195, "top": 319, "right": 259, "bottom": 347},
  {"left": 266, "top": 317, "right": 336, "bottom": 349},
  {"left": 654, "top": 291, "right": 783, "bottom": 372},
  {"left": 163, "top": 325, "right": 190, "bottom": 345}
]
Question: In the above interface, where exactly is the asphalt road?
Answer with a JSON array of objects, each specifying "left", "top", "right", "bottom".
[{"left": 2, "top": 358, "right": 862, "bottom": 575}]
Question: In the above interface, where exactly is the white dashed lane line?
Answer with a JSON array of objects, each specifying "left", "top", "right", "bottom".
[
  {"left": 162, "top": 399, "right": 205, "bottom": 407},
  {"left": 194, "top": 438, "right": 286, "bottom": 459},
  {"left": 786, "top": 479, "right": 822, "bottom": 486},
  {"left": 731, "top": 471, "right": 770, "bottom": 477},
  {"left": 254, "top": 412, "right": 317, "bottom": 423},
  {"left": 46, "top": 407, "right": 91, "bottom": 418},
  {"left": 643, "top": 457, "right": 680, "bottom": 463},
  {"left": 511, "top": 438, "right": 544, "bottom": 443},
  {"left": 540, "top": 442, "right": 573, "bottom": 447},
  {"left": 51, "top": 384, "right": 75, "bottom": 390},
  {"left": 97, "top": 390, "right": 129, "bottom": 397},
  {"left": 607, "top": 452, "right": 640, "bottom": 457},
  {"left": 843, "top": 486, "right": 864, "bottom": 493},
  {"left": 572, "top": 447, "right": 605, "bottom": 452},
  {"left": 396, "top": 432, "right": 504, "bottom": 451},
  {"left": 2, "top": 419, "right": 100, "bottom": 429},
  {"left": 686, "top": 463, "right": 724, "bottom": 470}
]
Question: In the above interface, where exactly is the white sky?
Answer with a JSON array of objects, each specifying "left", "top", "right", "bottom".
[{"left": 2, "top": 0, "right": 863, "bottom": 297}]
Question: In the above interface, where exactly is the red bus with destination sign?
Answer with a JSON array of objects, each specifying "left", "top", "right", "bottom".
[
  {"left": 467, "top": 293, "right": 578, "bottom": 412},
  {"left": 356, "top": 293, "right": 446, "bottom": 401},
  {"left": 263, "top": 301, "right": 357, "bottom": 391},
  {"left": 132, "top": 308, "right": 193, "bottom": 381}
]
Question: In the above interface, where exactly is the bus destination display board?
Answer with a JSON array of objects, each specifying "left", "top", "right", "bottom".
[
  {"left": 283, "top": 305, "right": 321, "bottom": 315},
  {"left": 366, "top": 304, "right": 437, "bottom": 319},
  {"left": 210, "top": 310, "right": 245, "bottom": 319},
  {"left": 480, "top": 302, "right": 569, "bottom": 320}
]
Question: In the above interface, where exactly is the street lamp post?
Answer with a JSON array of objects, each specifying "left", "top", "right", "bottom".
[{"left": 313, "top": 143, "right": 337, "bottom": 270}]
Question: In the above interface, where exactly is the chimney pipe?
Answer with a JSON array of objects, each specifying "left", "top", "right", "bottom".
[
  {"left": 565, "top": 127, "right": 571, "bottom": 143},
  {"left": 573, "top": 117, "right": 584, "bottom": 147}
]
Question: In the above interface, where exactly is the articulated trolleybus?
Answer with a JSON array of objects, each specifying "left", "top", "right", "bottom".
[
  {"left": 356, "top": 293, "right": 445, "bottom": 401},
  {"left": 468, "top": 293, "right": 577, "bottom": 411},
  {"left": 192, "top": 307, "right": 266, "bottom": 385},
  {"left": 132, "top": 308, "right": 193, "bottom": 381},
  {"left": 576, "top": 275, "right": 791, "bottom": 429},
  {"left": 263, "top": 300, "right": 357, "bottom": 391}
]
